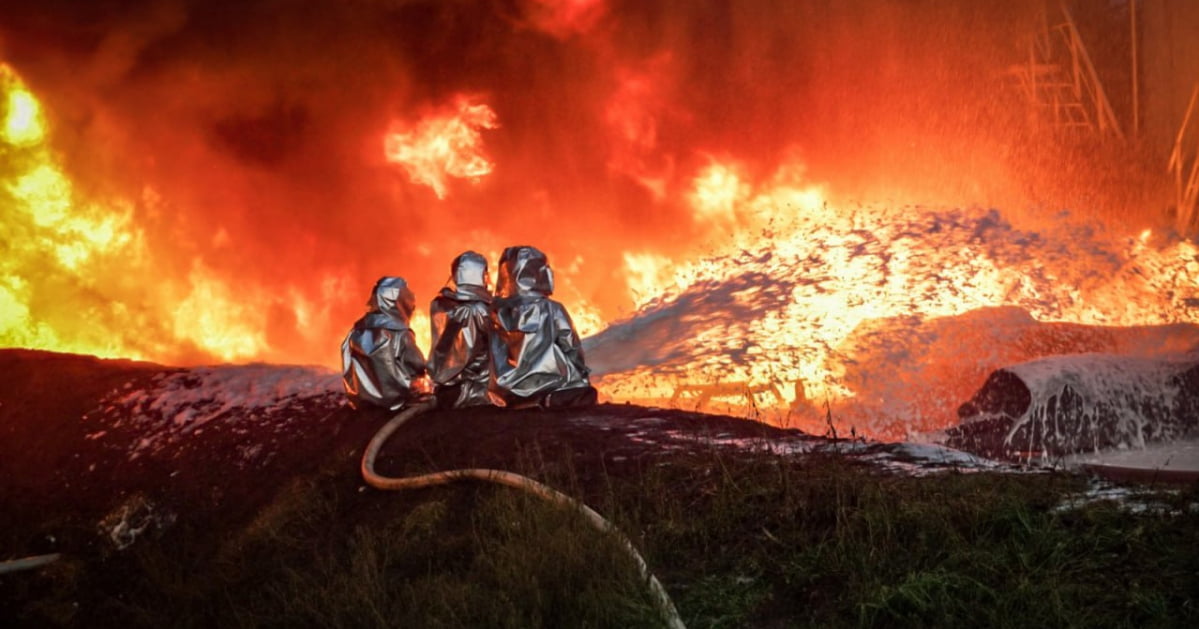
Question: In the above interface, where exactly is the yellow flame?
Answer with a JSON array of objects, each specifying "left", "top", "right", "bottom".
[
  {"left": 0, "top": 65, "right": 153, "bottom": 360},
  {"left": 689, "top": 162, "right": 745, "bottom": 224},
  {"left": 567, "top": 300, "right": 605, "bottom": 338},
  {"left": 409, "top": 308, "right": 431, "bottom": 357},
  {"left": 3, "top": 84, "right": 43, "bottom": 146},
  {"left": 10, "top": 164, "right": 71, "bottom": 225},
  {"left": 0, "top": 276, "right": 54, "bottom": 347},
  {"left": 622, "top": 251, "right": 675, "bottom": 304},
  {"left": 1, "top": 64, "right": 305, "bottom": 366},
  {"left": 8, "top": 164, "right": 136, "bottom": 270},
  {"left": 383, "top": 96, "right": 499, "bottom": 199},
  {"left": 171, "top": 262, "right": 267, "bottom": 362}
]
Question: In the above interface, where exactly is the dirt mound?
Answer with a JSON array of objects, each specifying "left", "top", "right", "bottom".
[
  {"left": 0, "top": 350, "right": 806, "bottom": 558},
  {"left": 1, "top": 349, "right": 1023, "bottom": 568}
]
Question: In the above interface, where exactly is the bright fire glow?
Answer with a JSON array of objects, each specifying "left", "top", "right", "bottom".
[
  {"left": 3, "top": 85, "right": 43, "bottom": 146},
  {"left": 565, "top": 299, "right": 604, "bottom": 339},
  {"left": 1, "top": 65, "right": 150, "bottom": 360},
  {"left": 690, "top": 162, "right": 745, "bottom": 225},
  {"left": 383, "top": 97, "right": 499, "bottom": 199},
  {"left": 3, "top": 0, "right": 1197, "bottom": 442},
  {"left": 596, "top": 163, "right": 1199, "bottom": 436},
  {"left": 0, "top": 65, "right": 311, "bottom": 365},
  {"left": 172, "top": 262, "right": 268, "bottom": 362},
  {"left": 604, "top": 63, "right": 673, "bottom": 199},
  {"left": 409, "top": 308, "right": 431, "bottom": 357}
]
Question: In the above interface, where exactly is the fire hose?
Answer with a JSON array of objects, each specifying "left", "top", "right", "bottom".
[
  {"left": 0, "top": 553, "right": 60, "bottom": 575},
  {"left": 360, "top": 399, "right": 686, "bottom": 629},
  {"left": 3, "top": 402, "right": 686, "bottom": 627}
]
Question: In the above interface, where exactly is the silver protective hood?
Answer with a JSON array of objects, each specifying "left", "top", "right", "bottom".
[
  {"left": 429, "top": 251, "right": 494, "bottom": 407},
  {"left": 366, "top": 275, "right": 417, "bottom": 321},
  {"left": 341, "top": 276, "right": 428, "bottom": 410},
  {"left": 495, "top": 245, "right": 554, "bottom": 297},
  {"left": 490, "top": 246, "right": 590, "bottom": 404},
  {"left": 450, "top": 250, "right": 489, "bottom": 292}
]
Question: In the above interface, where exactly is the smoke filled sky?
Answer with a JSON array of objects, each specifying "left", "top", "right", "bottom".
[{"left": 2, "top": 0, "right": 1121, "bottom": 368}]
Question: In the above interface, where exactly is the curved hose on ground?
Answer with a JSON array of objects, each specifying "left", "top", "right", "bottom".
[
  {"left": 0, "top": 553, "right": 60, "bottom": 575},
  {"left": 361, "top": 400, "right": 686, "bottom": 629}
]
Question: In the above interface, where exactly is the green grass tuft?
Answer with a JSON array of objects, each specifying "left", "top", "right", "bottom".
[{"left": 5, "top": 447, "right": 1198, "bottom": 628}]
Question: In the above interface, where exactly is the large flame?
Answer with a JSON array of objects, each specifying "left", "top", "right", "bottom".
[
  {"left": 383, "top": 97, "right": 499, "bottom": 200},
  {"left": 2, "top": 65, "right": 146, "bottom": 359},
  {"left": 1, "top": 1, "right": 1195, "bottom": 437},
  {"left": 1, "top": 65, "right": 313, "bottom": 363}
]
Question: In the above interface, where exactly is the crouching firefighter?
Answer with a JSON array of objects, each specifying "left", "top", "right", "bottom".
[
  {"left": 490, "top": 245, "right": 597, "bottom": 408},
  {"left": 341, "top": 276, "right": 431, "bottom": 411},
  {"left": 428, "top": 251, "right": 494, "bottom": 408}
]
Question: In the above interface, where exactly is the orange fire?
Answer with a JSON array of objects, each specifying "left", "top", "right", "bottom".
[
  {"left": 383, "top": 97, "right": 499, "bottom": 200},
  {"left": 1, "top": 66, "right": 316, "bottom": 364},
  {"left": 2, "top": 65, "right": 145, "bottom": 360},
  {"left": 1, "top": 1, "right": 1195, "bottom": 438},
  {"left": 525, "top": 0, "right": 606, "bottom": 38}
]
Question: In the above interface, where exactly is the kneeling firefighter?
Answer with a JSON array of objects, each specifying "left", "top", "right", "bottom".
[
  {"left": 341, "top": 276, "right": 431, "bottom": 411},
  {"left": 428, "top": 251, "right": 494, "bottom": 408},
  {"left": 490, "top": 245, "right": 597, "bottom": 408}
]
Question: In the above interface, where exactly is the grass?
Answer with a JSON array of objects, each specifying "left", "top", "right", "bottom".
[{"left": 5, "top": 445, "right": 1198, "bottom": 628}]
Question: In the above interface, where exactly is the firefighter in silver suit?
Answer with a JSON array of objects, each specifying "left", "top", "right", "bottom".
[
  {"left": 429, "top": 251, "right": 495, "bottom": 408},
  {"left": 341, "top": 276, "right": 431, "bottom": 411},
  {"left": 490, "top": 245, "right": 597, "bottom": 408}
]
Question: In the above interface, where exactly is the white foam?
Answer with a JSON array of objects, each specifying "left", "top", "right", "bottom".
[{"left": 95, "top": 364, "right": 341, "bottom": 459}]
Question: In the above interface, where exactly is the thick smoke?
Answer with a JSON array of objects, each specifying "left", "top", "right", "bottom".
[{"left": 0, "top": 0, "right": 1158, "bottom": 367}]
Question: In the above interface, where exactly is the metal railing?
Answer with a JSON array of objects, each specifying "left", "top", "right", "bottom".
[
  {"left": 1168, "top": 84, "right": 1199, "bottom": 238},
  {"left": 1009, "top": 1, "right": 1123, "bottom": 139}
]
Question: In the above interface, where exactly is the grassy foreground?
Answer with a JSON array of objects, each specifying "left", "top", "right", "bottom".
[{"left": 7, "top": 446, "right": 1198, "bottom": 628}]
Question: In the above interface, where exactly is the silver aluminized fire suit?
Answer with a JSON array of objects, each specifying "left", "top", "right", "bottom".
[
  {"left": 428, "top": 251, "right": 494, "bottom": 408},
  {"left": 490, "top": 245, "right": 594, "bottom": 407},
  {"left": 341, "top": 276, "right": 429, "bottom": 411}
]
